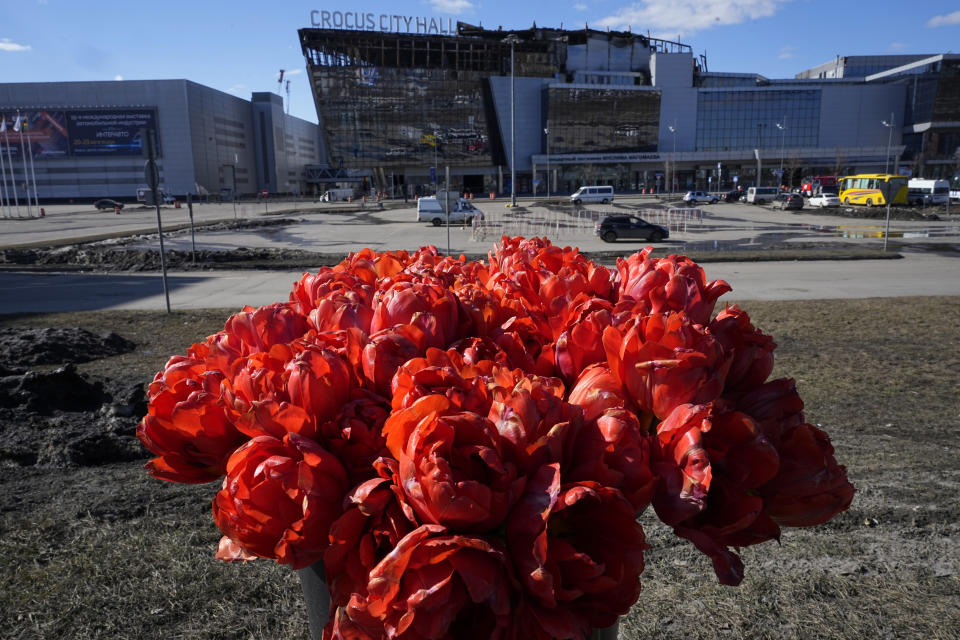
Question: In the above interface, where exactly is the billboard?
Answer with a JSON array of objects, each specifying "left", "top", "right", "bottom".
[
  {"left": 0, "top": 110, "right": 69, "bottom": 159},
  {"left": 67, "top": 110, "right": 155, "bottom": 156},
  {"left": 0, "top": 108, "right": 158, "bottom": 158}
]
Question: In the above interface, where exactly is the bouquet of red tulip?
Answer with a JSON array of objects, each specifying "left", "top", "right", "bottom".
[{"left": 138, "top": 237, "right": 854, "bottom": 640}]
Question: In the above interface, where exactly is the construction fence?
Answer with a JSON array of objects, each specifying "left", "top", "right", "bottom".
[{"left": 469, "top": 207, "right": 704, "bottom": 243}]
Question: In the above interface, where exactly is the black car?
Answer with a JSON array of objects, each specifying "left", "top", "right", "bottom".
[
  {"left": 722, "top": 189, "right": 744, "bottom": 202},
  {"left": 94, "top": 199, "right": 124, "bottom": 211},
  {"left": 595, "top": 215, "right": 669, "bottom": 243},
  {"left": 773, "top": 193, "right": 804, "bottom": 210}
]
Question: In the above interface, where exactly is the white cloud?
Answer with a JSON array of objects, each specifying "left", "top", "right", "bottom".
[
  {"left": 596, "top": 0, "right": 790, "bottom": 36},
  {"left": 286, "top": 68, "right": 303, "bottom": 75},
  {"left": 926, "top": 10, "right": 960, "bottom": 28},
  {"left": 888, "top": 42, "right": 906, "bottom": 51},
  {"left": 574, "top": 2, "right": 588, "bottom": 9},
  {"left": 778, "top": 45, "right": 795, "bottom": 59},
  {"left": 114, "top": 75, "right": 123, "bottom": 81},
  {"left": 226, "top": 84, "right": 245, "bottom": 94},
  {"left": 0, "top": 38, "right": 31, "bottom": 52},
  {"left": 430, "top": 0, "right": 474, "bottom": 14}
]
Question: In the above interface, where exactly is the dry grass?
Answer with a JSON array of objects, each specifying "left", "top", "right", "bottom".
[{"left": 1, "top": 297, "right": 959, "bottom": 639}]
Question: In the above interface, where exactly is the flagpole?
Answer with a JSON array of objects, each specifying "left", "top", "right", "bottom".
[
  {"left": 17, "top": 112, "right": 31, "bottom": 217},
  {"left": 26, "top": 119, "right": 39, "bottom": 212},
  {"left": 3, "top": 120, "right": 20, "bottom": 218},
  {"left": 0, "top": 119, "right": 9, "bottom": 218}
]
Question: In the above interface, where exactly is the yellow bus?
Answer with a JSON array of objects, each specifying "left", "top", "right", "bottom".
[{"left": 837, "top": 173, "right": 908, "bottom": 206}]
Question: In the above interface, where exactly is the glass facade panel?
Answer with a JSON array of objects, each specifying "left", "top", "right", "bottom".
[
  {"left": 695, "top": 89, "right": 821, "bottom": 152},
  {"left": 547, "top": 87, "right": 661, "bottom": 154},
  {"left": 932, "top": 59, "right": 960, "bottom": 122},
  {"left": 315, "top": 66, "right": 491, "bottom": 169}
]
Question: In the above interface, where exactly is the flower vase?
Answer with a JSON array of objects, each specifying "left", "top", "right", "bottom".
[
  {"left": 299, "top": 561, "right": 620, "bottom": 639},
  {"left": 298, "top": 561, "right": 330, "bottom": 640}
]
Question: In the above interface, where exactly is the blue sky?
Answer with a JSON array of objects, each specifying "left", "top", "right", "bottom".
[{"left": 3, "top": 1, "right": 959, "bottom": 124}]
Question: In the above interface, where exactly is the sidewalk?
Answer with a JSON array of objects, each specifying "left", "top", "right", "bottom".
[{"left": 1, "top": 252, "right": 957, "bottom": 314}]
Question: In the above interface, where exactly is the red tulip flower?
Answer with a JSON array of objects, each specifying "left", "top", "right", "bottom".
[
  {"left": 507, "top": 464, "right": 648, "bottom": 634},
  {"left": 603, "top": 312, "right": 728, "bottom": 419},
  {"left": 616, "top": 249, "right": 731, "bottom": 326},
  {"left": 361, "top": 325, "right": 427, "bottom": 397},
  {"left": 318, "top": 391, "right": 391, "bottom": 484},
  {"left": 355, "top": 524, "right": 515, "bottom": 639},
  {"left": 487, "top": 374, "right": 583, "bottom": 475},
  {"left": 567, "top": 408, "right": 657, "bottom": 514},
  {"left": 567, "top": 363, "right": 633, "bottom": 422},
  {"left": 138, "top": 359, "right": 244, "bottom": 484},
  {"left": 370, "top": 281, "right": 459, "bottom": 350},
  {"left": 663, "top": 406, "right": 781, "bottom": 586},
  {"left": 324, "top": 474, "right": 418, "bottom": 613},
  {"left": 709, "top": 305, "right": 776, "bottom": 393},
  {"left": 383, "top": 395, "right": 527, "bottom": 531},
  {"left": 554, "top": 298, "right": 614, "bottom": 385},
  {"left": 223, "top": 303, "right": 309, "bottom": 355},
  {"left": 212, "top": 433, "right": 349, "bottom": 569},
  {"left": 759, "top": 422, "right": 855, "bottom": 527},
  {"left": 286, "top": 346, "right": 355, "bottom": 424}
]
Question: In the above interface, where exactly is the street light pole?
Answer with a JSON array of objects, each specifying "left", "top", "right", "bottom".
[
  {"left": 776, "top": 118, "right": 786, "bottom": 188},
  {"left": 881, "top": 113, "right": 895, "bottom": 174},
  {"left": 543, "top": 127, "right": 550, "bottom": 199},
  {"left": 504, "top": 35, "right": 519, "bottom": 207},
  {"left": 667, "top": 120, "right": 677, "bottom": 194}
]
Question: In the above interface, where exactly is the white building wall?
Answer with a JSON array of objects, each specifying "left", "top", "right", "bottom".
[
  {"left": 818, "top": 84, "right": 906, "bottom": 149},
  {"left": 651, "top": 53, "right": 693, "bottom": 88},
  {"left": 489, "top": 76, "right": 553, "bottom": 172},
  {"left": 658, "top": 87, "right": 699, "bottom": 152}
]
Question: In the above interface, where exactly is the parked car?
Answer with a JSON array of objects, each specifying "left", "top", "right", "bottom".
[
  {"left": 808, "top": 192, "right": 841, "bottom": 208},
  {"left": 416, "top": 196, "right": 478, "bottom": 226},
  {"left": 774, "top": 193, "right": 805, "bottom": 210},
  {"left": 569, "top": 185, "right": 615, "bottom": 205},
  {"left": 94, "top": 199, "right": 123, "bottom": 211},
  {"left": 722, "top": 189, "right": 744, "bottom": 202},
  {"left": 682, "top": 191, "right": 719, "bottom": 205},
  {"left": 595, "top": 214, "right": 669, "bottom": 243},
  {"left": 746, "top": 186, "right": 780, "bottom": 204}
]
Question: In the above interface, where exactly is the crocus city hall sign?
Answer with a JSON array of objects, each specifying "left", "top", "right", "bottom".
[{"left": 310, "top": 9, "right": 456, "bottom": 34}]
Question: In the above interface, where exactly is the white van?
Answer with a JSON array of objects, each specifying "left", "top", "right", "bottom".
[
  {"left": 746, "top": 186, "right": 779, "bottom": 204},
  {"left": 569, "top": 185, "right": 615, "bottom": 205},
  {"left": 417, "top": 196, "right": 479, "bottom": 226},
  {"left": 320, "top": 188, "right": 354, "bottom": 202},
  {"left": 907, "top": 179, "right": 949, "bottom": 206}
]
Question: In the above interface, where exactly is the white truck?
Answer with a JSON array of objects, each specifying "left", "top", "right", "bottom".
[
  {"left": 417, "top": 196, "right": 480, "bottom": 226},
  {"left": 907, "top": 179, "right": 949, "bottom": 206},
  {"left": 320, "top": 188, "right": 355, "bottom": 202}
]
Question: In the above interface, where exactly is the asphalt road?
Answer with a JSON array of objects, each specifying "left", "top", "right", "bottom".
[{"left": 1, "top": 197, "right": 958, "bottom": 313}]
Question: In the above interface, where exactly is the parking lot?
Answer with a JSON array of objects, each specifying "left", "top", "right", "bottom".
[{"left": 3, "top": 195, "right": 958, "bottom": 256}]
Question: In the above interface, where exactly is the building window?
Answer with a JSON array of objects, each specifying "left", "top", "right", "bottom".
[{"left": 695, "top": 89, "right": 821, "bottom": 152}]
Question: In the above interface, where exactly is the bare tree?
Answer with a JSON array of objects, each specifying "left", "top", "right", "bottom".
[
  {"left": 833, "top": 149, "right": 847, "bottom": 177},
  {"left": 785, "top": 151, "right": 803, "bottom": 189}
]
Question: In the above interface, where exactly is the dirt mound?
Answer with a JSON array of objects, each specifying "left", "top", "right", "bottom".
[
  {"left": 0, "top": 246, "right": 350, "bottom": 272},
  {"left": 806, "top": 204, "right": 944, "bottom": 221},
  {"left": 0, "top": 327, "right": 135, "bottom": 366},
  {"left": 0, "top": 328, "right": 146, "bottom": 469}
]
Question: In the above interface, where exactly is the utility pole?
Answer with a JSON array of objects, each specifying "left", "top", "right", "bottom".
[
  {"left": 776, "top": 117, "right": 787, "bottom": 188},
  {"left": 502, "top": 34, "right": 520, "bottom": 207},
  {"left": 882, "top": 113, "right": 895, "bottom": 174},
  {"left": 668, "top": 121, "right": 677, "bottom": 193},
  {"left": 143, "top": 128, "right": 171, "bottom": 313},
  {"left": 544, "top": 127, "right": 550, "bottom": 199}
]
